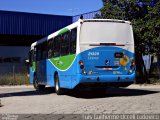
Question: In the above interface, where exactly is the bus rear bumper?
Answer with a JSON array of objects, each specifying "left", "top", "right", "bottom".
[{"left": 74, "top": 73, "right": 135, "bottom": 88}]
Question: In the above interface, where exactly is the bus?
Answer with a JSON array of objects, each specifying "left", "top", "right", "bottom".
[{"left": 29, "top": 19, "right": 135, "bottom": 95}]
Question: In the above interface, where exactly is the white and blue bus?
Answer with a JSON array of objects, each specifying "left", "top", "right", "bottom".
[{"left": 29, "top": 19, "right": 135, "bottom": 95}]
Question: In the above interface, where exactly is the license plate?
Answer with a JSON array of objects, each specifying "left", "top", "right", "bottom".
[{"left": 103, "top": 68, "right": 113, "bottom": 70}]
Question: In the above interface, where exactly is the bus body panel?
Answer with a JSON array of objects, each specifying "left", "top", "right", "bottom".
[
  {"left": 36, "top": 60, "right": 47, "bottom": 84},
  {"left": 29, "top": 19, "right": 135, "bottom": 90},
  {"left": 79, "top": 46, "right": 135, "bottom": 75},
  {"left": 43, "top": 46, "right": 135, "bottom": 89},
  {"left": 29, "top": 61, "right": 36, "bottom": 84},
  {"left": 46, "top": 55, "right": 78, "bottom": 88},
  {"left": 29, "top": 67, "right": 34, "bottom": 84},
  {"left": 76, "top": 46, "right": 135, "bottom": 85}
]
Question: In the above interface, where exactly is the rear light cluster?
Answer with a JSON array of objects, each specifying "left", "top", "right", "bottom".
[
  {"left": 79, "top": 60, "right": 84, "bottom": 69},
  {"left": 79, "top": 60, "right": 86, "bottom": 74},
  {"left": 128, "top": 59, "right": 135, "bottom": 74},
  {"left": 130, "top": 59, "right": 135, "bottom": 69}
]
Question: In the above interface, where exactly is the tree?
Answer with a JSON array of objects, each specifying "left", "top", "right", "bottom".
[
  {"left": 145, "top": 1, "right": 160, "bottom": 54},
  {"left": 100, "top": 0, "right": 159, "bottom": 54},
  {"left": 101, "top": 0, "right": 125, "bottom": 19},
  {"left": 144, "top": 1, "right": 160, "bottom": 79},
  {"left": 98, "top": 0, "right": 160, "bottom": 83}
]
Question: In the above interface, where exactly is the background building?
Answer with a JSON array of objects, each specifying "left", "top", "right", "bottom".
[{"left": 0, "top": 10, "right": 99, "bottom": 74}]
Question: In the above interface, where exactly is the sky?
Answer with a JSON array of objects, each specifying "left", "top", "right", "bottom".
[{"left": 0, "top": 0, "right": 103, "bottom": 16}]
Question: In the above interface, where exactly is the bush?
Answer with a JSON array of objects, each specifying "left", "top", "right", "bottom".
[{"left": 0, "top": 73, "right": 29, "bottom": 85}]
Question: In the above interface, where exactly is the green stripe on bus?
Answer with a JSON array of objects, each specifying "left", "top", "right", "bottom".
[
  {"left": 58, "top": 28, "right": 70, "bottom": 35},
  {"left": 49, "top": 54, "right": 76, "bottom": 71},
  {"left": 32, "top": 61, "right": 36, "bottom": 72}
]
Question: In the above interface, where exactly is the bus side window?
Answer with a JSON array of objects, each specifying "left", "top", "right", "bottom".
[
  {"left": 70, "top": 28, "right": 77, "bottom": 54},
  {"left": 48, "top": 38, "right": 55, "bottom": 58},
  {"left": 61, "top": 32, "right": 70, "bottom": 56},
  {"left": 33, "top": 48, "right": 36, "bottom": 61},
  {"left": 41, "top": 42, "right": 47, "bottom": 59},
  {"left": 48, "top": 39, "right": 52, "bottom": 58},
  {"left": 53, "top": 36, "right": 61, "bottom": 57},
  {"left": 36, "top": 45, "right": 41, "bottom": 61},
  {"left": 29, "top": 50, "right": 33, "bottom": 66}
]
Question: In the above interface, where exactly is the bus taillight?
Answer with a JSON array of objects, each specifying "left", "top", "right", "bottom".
[
  {"left": 130, "top": 59, "right": 135, "bottom": 69},
  {"left": 131, "top": 59, "right": 135, "bottom": 65},
  {"left": 79, "top": 60, "right": 86, "bottom": 74},
  {"left": 80, "top": 65, "right": 84, "bottom": 69},
  {"left": 128, "top": 59, "right": 135, "bottom": 74},
  {"left": 79, "top": 60, "right": 83, "bottom": 65},
  {"left": 79, "top": 60, "right": 84, "bottom": 69}
]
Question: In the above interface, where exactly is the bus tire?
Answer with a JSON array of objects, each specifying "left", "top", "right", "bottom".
[
  {"left": 55, "top": 74, "right": 63, "bottom": 95},
  {"left": 33, "top": 75, "right": 45, "bottom": 91}
]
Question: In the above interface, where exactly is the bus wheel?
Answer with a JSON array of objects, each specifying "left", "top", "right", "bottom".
[
  {"left": 55, "top": 74, "right": 63, "bottom": 95},
  {"left": 33, "top": 76, "right": 45, "bottom": 91}
]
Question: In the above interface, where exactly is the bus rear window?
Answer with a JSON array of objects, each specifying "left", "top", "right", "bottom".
[{"left": 80, "top": 22, "right": 134, "bottom": 44}]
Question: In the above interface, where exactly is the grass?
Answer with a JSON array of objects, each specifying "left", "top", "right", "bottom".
[{"left": 0, "top": 73, "right": 29, "bottom": 85}]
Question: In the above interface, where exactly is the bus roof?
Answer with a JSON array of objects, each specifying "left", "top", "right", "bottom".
[
  {"left": 83, "top": 19, "right": 131, "bottom": 24},
  {"left": 31, "top": 19, "right": 80, "bottom": 50},
  {"left": 30, "top": 19, "right": 131, "bottom": 50}
]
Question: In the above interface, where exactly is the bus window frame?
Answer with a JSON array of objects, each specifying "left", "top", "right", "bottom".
[
  {"left": 41, "top": 41, "right": 47, "bottom": 60},
  {"left": 36, "top": 45, "right": 41, "bottom": 61},
  {"left": 36, "top": 42, "right": 47, "bottom": 61},
  {"left": 29, "top": 50, "right": 33, "bottom": 66},
  {"left": 47, "top": 27, "right": 77, "bottom": 59},
  {"left": 70, "top": 28, "right": 77, "bottom": 54},
  {"left": 61, "top": 31, "right": 70, "bottom": 56},
  {"left": 47, "top": 38, "right": 54, "bottom": 58},
  {"left": 53, "top": 35, "right": 61, "bottom": 58},
  {"left": 33, "top": 47, "right": 36, "bottom": 61}
]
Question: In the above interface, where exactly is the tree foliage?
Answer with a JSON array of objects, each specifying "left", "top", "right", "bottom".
[
  {"left": 144, "top": 1, "right": 160, "bottom": 54},
  {"left": 99, "top": 0, "right": 160, "bottom": 55},
  {"left": 98, "top": 0, "right": 160, "bottom": 83}
]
